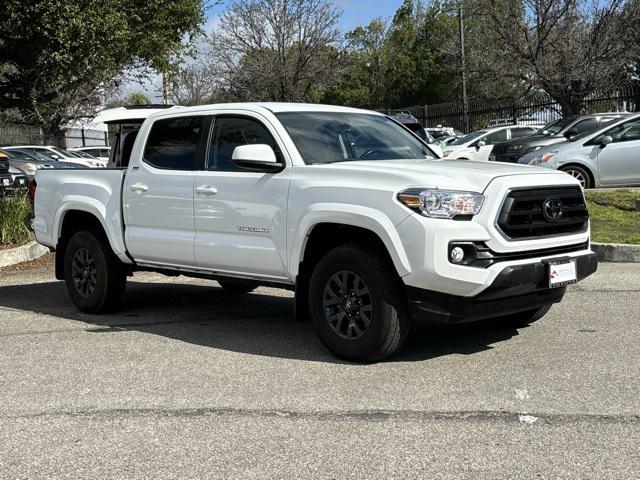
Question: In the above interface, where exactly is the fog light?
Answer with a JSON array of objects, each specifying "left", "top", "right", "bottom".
[{"left": 450, "top": 246, "right": 465, "bottom": 264}]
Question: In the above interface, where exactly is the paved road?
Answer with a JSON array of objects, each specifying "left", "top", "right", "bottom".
[{"left": 0, "top": 257, "right": 638, "bottom": 479}]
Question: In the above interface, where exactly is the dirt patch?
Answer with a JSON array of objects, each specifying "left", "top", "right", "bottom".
[{"left": 0, "top": 252, "right": 55, "bottom": 272}]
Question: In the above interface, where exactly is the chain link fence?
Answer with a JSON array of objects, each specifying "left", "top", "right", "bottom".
[{"left": 383, "top": 82, "right": 640, "bottom": 134}]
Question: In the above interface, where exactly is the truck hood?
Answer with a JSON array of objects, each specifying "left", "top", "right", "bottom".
[{"left": 323, "top": 158, "right": 560, "bottom": 192}]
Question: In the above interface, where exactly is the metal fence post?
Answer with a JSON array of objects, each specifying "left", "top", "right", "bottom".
[{"left": 81, "top": 128, "right": 86, "bottom": 147}]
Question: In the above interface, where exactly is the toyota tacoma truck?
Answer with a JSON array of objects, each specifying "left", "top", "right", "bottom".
[{"left": 31, "top": 103, "right": 598, "bottom": 362}]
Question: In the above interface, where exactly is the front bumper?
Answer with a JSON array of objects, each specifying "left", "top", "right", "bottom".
[
  {"left": 406, "top": 252, "right": 597, "bottom": 323},
  {"left": 490, "top": 152, "right": 523, "bottom": 163}
]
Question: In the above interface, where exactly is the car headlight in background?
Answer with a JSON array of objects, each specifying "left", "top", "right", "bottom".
[
  {"left": 529, "top": 151, "right": 557, "bottom": 165},
  {"left": 20, "top": 162, "right": 39, "bottom": 171},
  {"left": 398, "top": 189, "right": 484, "bottom": 218}
]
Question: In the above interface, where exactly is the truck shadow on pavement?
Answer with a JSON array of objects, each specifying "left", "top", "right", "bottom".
[{"left": 0, "top": 279, "right": 523, "bottom": 363}]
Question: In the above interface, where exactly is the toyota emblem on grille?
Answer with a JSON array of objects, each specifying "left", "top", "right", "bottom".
[{"left": 543, "top": 198, "right": 563, "bottom": 222}]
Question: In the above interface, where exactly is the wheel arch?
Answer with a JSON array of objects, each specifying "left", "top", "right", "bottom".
[
  {"left": 558, "top": 162, "right": 595, "bottom": 188},
  {"left": 54, "top": 208, "right": 124, "bottom": 280},
  {"left": 290, "top": 206, "right": 412, "bottom": 282},
  {"left": 291, "top": 218, "right": 411, "bottom": 323}
]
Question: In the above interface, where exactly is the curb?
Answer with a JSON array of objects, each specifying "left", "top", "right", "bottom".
[
  {"left": 591, "top": 242, "right": 640, "bottom": 263},
  {"left": 0, "top": 241, "right": 50, "bottom": 268}
]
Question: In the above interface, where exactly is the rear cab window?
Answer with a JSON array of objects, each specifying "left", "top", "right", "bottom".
[{"left": 143, "top": 116, "right": 206, "bottom": 170}]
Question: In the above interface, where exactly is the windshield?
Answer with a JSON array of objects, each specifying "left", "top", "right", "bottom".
[
  {"left": 450, "top": 130, "right": 486, "bottom": 146},
  {"left": 275, "top": 112, "right": 436, "bottom": 164},
  {"left": 51, "top": 147, "right": 77, "bottom": 157},
  {"left": 536, "top": 117, "right": 575, "bottom": 136},
  {"left": 568, "top": 118, "right": 622, "bottom": 142}
]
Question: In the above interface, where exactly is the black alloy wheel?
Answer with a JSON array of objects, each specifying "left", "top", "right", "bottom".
[
  {"left": 308, "top": 244, "right": 411, "bottom": 362},
  {"left": 71, "top": 248, "right": 97, "bottom": 298},
  {"left": 322, "top": 270, "right": 373, "bottom": 340}
]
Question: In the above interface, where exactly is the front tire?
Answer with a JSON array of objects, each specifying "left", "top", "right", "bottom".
[
  {"left": 64, "top": 230, "right": 126, "bottom": 313},
  {"left": 308, "top": 245, "right": 411, "bottom": 362},
  {"left": 560, "top": 165, "right": 591, "bottom": 189}
]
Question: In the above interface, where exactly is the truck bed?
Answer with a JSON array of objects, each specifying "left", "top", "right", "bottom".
[{"left": 32, "top": 168, "right": 130, "bottom": 263}]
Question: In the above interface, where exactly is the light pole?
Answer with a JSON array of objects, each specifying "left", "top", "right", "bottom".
[{"left": 457, "top": 8, "right": 470, "bottom": 134}]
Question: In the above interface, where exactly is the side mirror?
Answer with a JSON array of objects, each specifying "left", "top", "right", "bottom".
[
  {"left": 476, "top": 140, "right": 486, "bottom": 149},
  {"left": 599, "top": 135, "right": 613, "bottom": 148},
  {"left": 232, "top": 144, "right": 284, "bottom": 172},
  {"left": 51, "top": 154, "right": 60, "bottom": 160},
  {"left": 564, "top": 127, "right": 578, "bottom": 139}
]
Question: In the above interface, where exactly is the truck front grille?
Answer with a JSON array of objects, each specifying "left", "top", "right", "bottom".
[{"left": 497, "top": 186, "right": 589, "bottom": 239}]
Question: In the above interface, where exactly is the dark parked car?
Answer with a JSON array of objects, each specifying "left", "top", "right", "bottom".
[
  {"left": 0, "top": 151, "right": 15, "bottom": 193},
  {"left": 489, "top": 112, "right": 628, "bottom": 163},
  {"left": 389, "top": 113, "right": 436, "bottom": 142},
  {"left": 0, "top": 148, "right": 84, "bottom": 180},
  {"left": 7, "top": 166, "right": 28, "bottom": 192}
]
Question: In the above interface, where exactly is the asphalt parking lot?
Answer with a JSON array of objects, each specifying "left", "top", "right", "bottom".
[{"left": 0, "top": 256, "right": 638, "bottom": 479}]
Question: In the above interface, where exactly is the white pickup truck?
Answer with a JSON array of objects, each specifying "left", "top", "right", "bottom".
[{"left": 32, "top": 103, "right": 597, "bottom": 361}]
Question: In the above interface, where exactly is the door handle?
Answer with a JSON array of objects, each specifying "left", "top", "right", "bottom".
[
  {"left": 196, "top": 185, "right": 218, "bottom": 195},
  {"left": 129, "top": 183, "right": 148, "bottom": 192}
]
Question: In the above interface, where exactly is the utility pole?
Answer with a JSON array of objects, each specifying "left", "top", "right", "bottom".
[{"left": 458, "top": 8, "right": 470, "bottom": 134}]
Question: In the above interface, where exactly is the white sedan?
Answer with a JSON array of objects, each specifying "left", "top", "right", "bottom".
[
  {"left": 70, "top": 146, "right": 111, "bottom": 163},
  {"left": 442, "top": 125, "right": 539, "bottom": 162},
  {"left": 3, "top": 146, "right": 106, "bottom": 168}
]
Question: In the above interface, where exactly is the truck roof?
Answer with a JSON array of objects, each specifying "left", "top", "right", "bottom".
[
  {"left": 93, "top": 105, "right": 182, "bottom": 124},
  {"left": 95, "top": 102, "right": 380, "bottom": 125}
]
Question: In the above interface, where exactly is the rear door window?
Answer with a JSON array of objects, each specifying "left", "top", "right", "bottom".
[{"left": 144, "top": 116, "right": 205, "bottom": 170}]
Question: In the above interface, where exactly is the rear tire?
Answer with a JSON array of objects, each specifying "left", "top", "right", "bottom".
[
  {"left": 560, "top": 165, "right": 591, "bottom": 189},
  {"left": 505, "top": 304, "right": 552, "bottom": 327},
  {"left": 308, "top": 244, "right": 411, "bottom": 362},
  {"left": 218, "top": 281, "right": 257, "bottom": 294},
  {"left": 63, "top": 230, "right": 126, "bottom": 313}
]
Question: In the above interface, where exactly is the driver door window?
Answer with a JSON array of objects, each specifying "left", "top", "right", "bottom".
[
  {"left": 483, "top": 129, "right": 508, "bottom": 145},
  {"left": 607, "top": 119, "right": 640, "bottom": 143},
  {"left": 573, "top": 118, "right": 597, "bottom": 135},
  {"left": 208, "top": 116, "right": 280, "bottom": 171}
]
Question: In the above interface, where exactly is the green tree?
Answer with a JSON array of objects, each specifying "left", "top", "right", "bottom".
[
  {"left": 126, "top": 91, "right": 152, "bottom": 106},
  {"left": 321, "top": 19, "right": 387, "bottom": 108},
  {"left": 0, "top": 0, "right": 205, "bottom": 134}
]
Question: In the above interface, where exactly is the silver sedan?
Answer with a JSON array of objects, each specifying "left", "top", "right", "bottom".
[{"left": 519, "top": 114, "right": 640, "bottom": 188}]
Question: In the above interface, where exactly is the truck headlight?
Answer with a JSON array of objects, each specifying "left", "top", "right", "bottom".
[{"left": 398, "top": 189, "right": 484, "bottom": 218}]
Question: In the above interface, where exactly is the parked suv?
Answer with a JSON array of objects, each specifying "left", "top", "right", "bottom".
[
  {"left": 32, "top": 103, "right": 597, "bottom": 361},
  {"left": 490, "top": 113, "right": 628, "bottom": 164}
]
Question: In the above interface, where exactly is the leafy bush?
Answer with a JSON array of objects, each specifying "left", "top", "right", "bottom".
[{"left": 0, "top": 195, "right": 31, "bottom": 246}]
